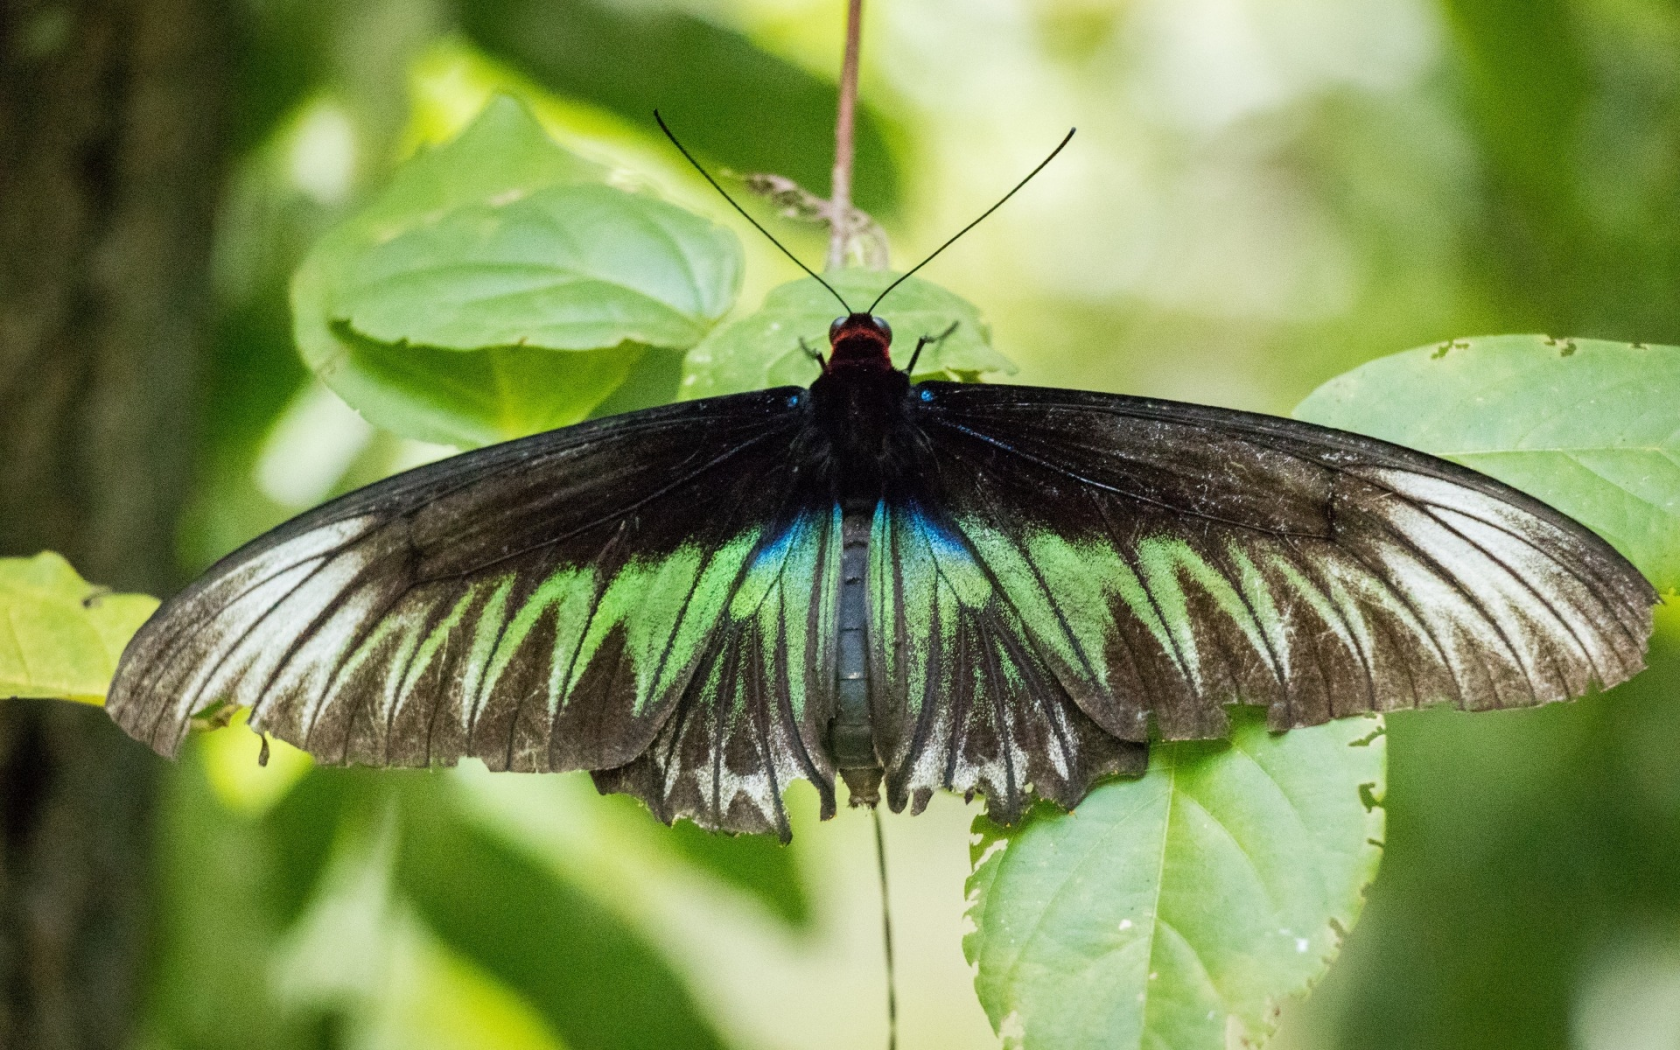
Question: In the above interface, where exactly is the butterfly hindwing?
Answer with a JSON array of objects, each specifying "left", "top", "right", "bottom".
[
  {"left": 896, "top": 382, "right": 1654, "bottom": 748},
  {"left": 108, "top": 389, "right": 839, "bottom": 834},
  {"left": 867, "top": 497, "right": 1149, "bottom": 821}
]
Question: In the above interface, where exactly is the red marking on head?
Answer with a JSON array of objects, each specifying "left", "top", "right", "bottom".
[{"left": 826, "top": 312, "right": 894, "bottom": 372}]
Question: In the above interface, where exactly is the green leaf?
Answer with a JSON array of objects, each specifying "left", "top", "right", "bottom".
[
  {"left": 263, "top": 769, "right": 380, "bottom": 927},
  {"left": 293, "top": 94, "right": 743, "bottom": 447},
  {"left": 663, "top": 817, "right": 809, "bottom": 927},
  {"left": 335, "top": 183, "right": 740, "bottom": 353},
  {"left": 681, "top": 271, "right": 1016, "bottom": 400},
  {"left": 601, "top": 796, "right": 809, "bottom": 927},
  {"left": 0, "top": 553, "right": 158, "bottom": 705},
  {"left": 965, "top": 710, "right": 1384, "bottom": 1050},
  {"left": 324, "top": 322, "right": 650, "bottom": 447},
  {"left": 367, "top": 926, "right": 569, "bottom": 1050},
  {"left": 147, "top": 746, "right": 335, "bottom": 1050},
  {"left": 1293, "top": 336, "right": 1680, "bottom": 592}
]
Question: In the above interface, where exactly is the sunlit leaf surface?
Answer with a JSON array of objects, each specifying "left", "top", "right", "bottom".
[
  {"left": 1294, "top": 336, "right": 1680, "bottom": 592},
  {"left": 0, "top": 553, "right": 158, "bottom": 705},
  {"left": 966, "top": 710, "right": 1384, "bottom": 1050},
  {"left": 336, "top": 183, "right": 739, "bottom": 353},
  {"left": 293, "top": 94, "right": 742, "bottom": 447}
]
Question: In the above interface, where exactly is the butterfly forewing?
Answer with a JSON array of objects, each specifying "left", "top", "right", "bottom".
[
  {"left": 894, "top": 382, "right": 1654, "bottom": 750},
  {"left": 108, "top": 389, "right": 840, "bottom": 835}
]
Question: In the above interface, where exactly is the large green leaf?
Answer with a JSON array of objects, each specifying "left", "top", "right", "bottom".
[
  {"left": 335, "top": 183, "right": 739, "bottom": 354},
  {"left": 293, "top": 94, "right": 743, "bottom": 447},
  {"left": 587, "top": 790, "right": 811, "bottom": 928},
  {"left": 1294, "top": 336, "right": 1680, "bottom": 592},
  {"left": 966, "top": 710, "right": 1384, "bottom": 1050},
  {"left": 0, "top": 553, "right": 158, "bottom": 705},
  {"left": 681, "top": 271, "right": 1016, "bottom": 400}
]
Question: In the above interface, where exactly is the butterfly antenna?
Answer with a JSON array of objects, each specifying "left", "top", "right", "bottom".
[
  {"left": 868, "top": 127, "right": 1076, "bottom": 314},
  {"left": 873, "top": 807, "right": 899, "bottom": 1050},
  {"left": 654, "top": 111, "right": 852, "bottom": 315}
]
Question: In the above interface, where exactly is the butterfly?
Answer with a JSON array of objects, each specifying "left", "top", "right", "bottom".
[{"left": 107, "top": 127, "right": 1656, "bottom": 843}]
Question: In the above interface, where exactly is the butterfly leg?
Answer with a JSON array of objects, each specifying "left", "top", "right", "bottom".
[
  {"left": 799, "top": 336, "right": 829, "bottom": 373},
  {"left": 905, "top": 321, "right": 959, "bottom": 374}
]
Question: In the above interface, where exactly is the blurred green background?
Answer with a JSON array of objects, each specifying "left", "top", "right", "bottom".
[{"left": 2, "top": 0, "right": 1678, "bottom": 1048}]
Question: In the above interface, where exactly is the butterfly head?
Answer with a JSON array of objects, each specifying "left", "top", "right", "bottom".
[{"left": 826, "top": 312, "right": 894, "bottom": 372}]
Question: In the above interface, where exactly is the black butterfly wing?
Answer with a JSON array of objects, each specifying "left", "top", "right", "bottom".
[
  {"left": 108, "top": 389, "right": 841, "bottom": 837},
  {"left": 870, "top": 381, "right": 1655, "bottom": 817}
]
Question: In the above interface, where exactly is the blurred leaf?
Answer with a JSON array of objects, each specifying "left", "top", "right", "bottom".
[
  {"left": 0, "top": 553, "right": 157, "bottom": 705},
  {"left": 188, "top": 92, "right": 369, "bottom": 571},
  {"left": 201, "top": 708, "right": 315, "bottom": 817},
  {"left": 665, "top": 812, "right": 809, "bottom": 927},
  {"left": 1294, "top": 336, "right": 1680, "bottom": 592},
  {"left": 336, "top": 182, "right": 740, "bottom": 353},
  {"left": 1442, "top": 0, "right": 1585, "bottom": 208},
  {"left": 227, "top": 0, "right": 334, "bottom": 153},
  {"left": 457, "top": 0, "right": 900, "bottom": 214},
  {"left": 966, "top": 709, "right": 1384, "bottom": 1050},
  {"left": 143, "top": 749, "right": 336, "bottom": 1050},
  {"left": 682, "top": 271, "right": 1015, "bottom": 399},
  {"left": 403, "top": 39, "right": 687, "bottom": 192},
  {"left": 396, "top": 788, "right": 730, "bottom": 1050},
  {"left": 295, "top": 94, "right": 741, "bottom": 446},
  {"left": 264, "top": 768, "right": 385, "bottom": 928},
  {"left": 1436, "top": 0, "right": 1599, "bottom": 339},
  {"left": 372, "top": 921, "right": 568, "bottom": 1050}
]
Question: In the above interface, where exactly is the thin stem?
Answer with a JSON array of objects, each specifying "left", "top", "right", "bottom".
[
  {"left": 828, "top": 0, "right": 864, "bottom": 271},
  {"left": 873, "top": 806, "right": 898, "bottom": 1050}
]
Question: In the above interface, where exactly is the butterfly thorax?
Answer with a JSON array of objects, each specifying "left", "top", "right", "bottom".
[{"left": 809, "top": 313, "right": 910, "bottom": 468}]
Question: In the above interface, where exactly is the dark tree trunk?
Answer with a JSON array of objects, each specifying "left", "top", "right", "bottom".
[{"left": 0, "top": 0, "right": 230, "bottom": 1046}]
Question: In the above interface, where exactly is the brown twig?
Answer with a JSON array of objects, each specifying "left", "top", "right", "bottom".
[
  {"left": 739, "top": 172, "right": 891, "bottom": 268},
  {"left": 827, "top": 0, "right": 864, "bottom": 271}
]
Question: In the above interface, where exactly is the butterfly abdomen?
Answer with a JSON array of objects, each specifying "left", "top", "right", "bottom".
[
  {"left": 808, "top": 362, "right": 910, "bottom": 466},
  {"left": 831, "top": 504, "right": 883, "bottom": 804}
]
